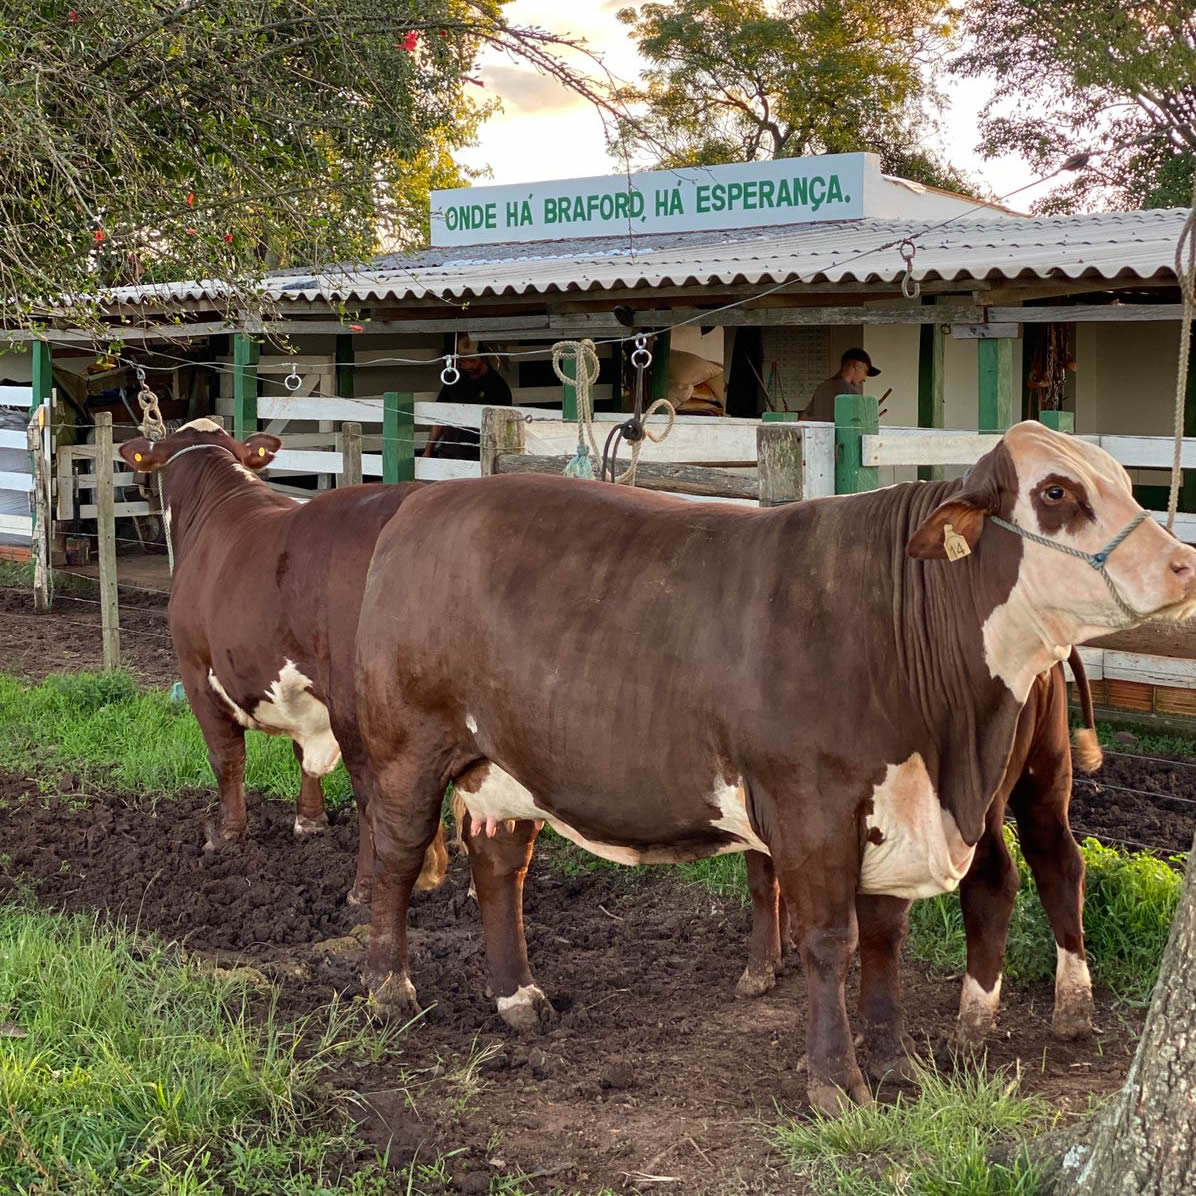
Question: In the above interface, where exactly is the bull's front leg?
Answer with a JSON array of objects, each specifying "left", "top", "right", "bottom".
[
  {"left": 292, "top": 740, "right": 330, "bottom": 837},
  {"left": 855, "top": 892, "right": 917, "bottom": 1083},
  {"left": 777, "top": 849, "right": 870, "bottom": 1115},
  {"left": 954, "top": 813, "right": 1019, "bottom": 1047},
  {"left": 466, "top": 815, "right": 556, "bottom": 1033}
]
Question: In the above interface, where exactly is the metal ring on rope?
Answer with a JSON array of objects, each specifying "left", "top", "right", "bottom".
[
  {"left": 630, "top": 334, "right": 653, "bottom": 371},
  {"left": 284, "top": 365, "right": 303, "bottom": 392},
  {"left": 440, "top": 356, "right": 460, "bottom": 387},
  {"left": 899, "top": 239, "right": 921, "bottom": 300}
]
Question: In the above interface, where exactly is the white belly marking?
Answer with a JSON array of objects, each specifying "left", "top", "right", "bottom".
[
  {"left": 207, "top": 660, "right": 342, "bottom": 775},
  {"left": 860, "top": 752, "right": 976, "bottom": 899}
]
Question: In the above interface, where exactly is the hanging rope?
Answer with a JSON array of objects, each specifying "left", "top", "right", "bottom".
[
  {"left": 135, "top": 366, "right": 166, "bottom": 441},
  {"left": 551, "top": 339, "right": 601, "bottom": 479},
  {"left": 598, "top": 334, "right": 676, "bottom": 486},
  {"left": 1167, "top": 173, "right": 1196, "bottom": 532}
]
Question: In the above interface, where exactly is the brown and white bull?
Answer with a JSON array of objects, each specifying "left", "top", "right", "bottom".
[
  {"left": 117, "top": 420, "right": 446, "bottom": 902},
  {"left": 353, "top": 421, "right": 1196, "bottom": 1114}
]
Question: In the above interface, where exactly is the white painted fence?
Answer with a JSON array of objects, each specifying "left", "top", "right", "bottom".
[
  {"left": 0, "top": 386, "right": 33, "bottom": 543},
  {"left": 862, "top": 427, "right": 1196, "bottom": 544}
]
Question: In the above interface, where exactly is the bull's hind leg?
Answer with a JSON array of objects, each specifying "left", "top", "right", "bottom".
[
  {"left": 738, "top": 851, "right": 783, "bottom": 998},
  {"left": 856, "top": 893, "right": 917, "bottom": 1083},
  {"left": 292, "top": 740, "right": 330, "bottom": 837},
  {"left": 363, "top": 759, "right": 448, "bottom": 1017},
  {"left": 185, "top": 676, "right": 249, "bottom": 851},
  {"left": 954, "top": 804, "right": 1019, "bottom": 1047},
  {"left": 465, "top": 814, "right": 554, "bottom": 1033},
  {"left": 1010, "top": 772, "right": 1092, "bottom": 1040}
]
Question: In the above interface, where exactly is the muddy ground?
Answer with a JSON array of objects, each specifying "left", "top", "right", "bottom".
[{"left": 0, "top": 774, "right": 1153, "bottom": 1195}]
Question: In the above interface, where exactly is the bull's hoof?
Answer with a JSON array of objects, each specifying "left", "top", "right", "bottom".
[
  {"left": 202, "top": 821, "right": 246, "bottom": 853},
  {"left": 860, "top": 1026, "right": 919, "bottom": 1085},
  {"left": 953, "top": 975, "right": 1001, "bottom": 1049},
  {"left": 293, "top": 814, "right": 330, "bottom": 837},
  {"left": 808, "top": 1070, "right": 872, "bottom": 1117},
  {"left": 496, "top": 984, "right": 556, "bottom": 1034},
  {"left": 366, "top": 972, "right": 421, "bottom": 1020},
  {"left": 735, "top": 960, "right": 778, "bottom": 999},
  {"left": 1052, "top": 993, "right": 1094, "bottom": 1040}
]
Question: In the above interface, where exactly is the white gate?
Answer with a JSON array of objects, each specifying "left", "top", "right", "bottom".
[{"left": 0, "top": 386, "right": 33, "bottom": 547}]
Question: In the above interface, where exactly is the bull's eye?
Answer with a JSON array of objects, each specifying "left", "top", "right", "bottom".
[{"left": 1043, "top": 485, "right": 1066, "bottom": 503}]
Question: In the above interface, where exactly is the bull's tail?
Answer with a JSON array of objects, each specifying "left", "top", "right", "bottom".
[
  {"left": 1068, "top": 647, "right": 1103, "bottom": 774},
  {"left": 450, "top": 789, "right": 469, "bottom": 854}
]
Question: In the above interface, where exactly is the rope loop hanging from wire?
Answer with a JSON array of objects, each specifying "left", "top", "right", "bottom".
[
  {"left": 899, "top": 239, "right": 921, "bottom": 300},
  {"left": 551, "top": 339, "right": 602, "bottom": 479},
  {"left": 135, "top": 365, "right": 166, "bottom": 441},
  {"left": 1167, "top": 172, "right": 1196, "bottom": 532}
]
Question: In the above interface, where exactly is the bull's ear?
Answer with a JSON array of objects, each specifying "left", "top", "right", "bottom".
[
  {"left": 907, "top": 499, "right": 988, "bottom": 560},
  {"left": 118, "top": 437, "right": 170, "bottom": 473},
  {"left": 238, "top": 434, "right": 282, "bottom": 471},
  {"left": 906, "top": 442, "right": 1013, "bottom": 560}
]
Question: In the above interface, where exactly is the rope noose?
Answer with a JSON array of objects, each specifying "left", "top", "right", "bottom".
[
  {"left": 551, "top": 340, "right": 601, "bottom": 479},
  {"left": 1167, "top": 174, "right": 1196, "bottom": 533}
]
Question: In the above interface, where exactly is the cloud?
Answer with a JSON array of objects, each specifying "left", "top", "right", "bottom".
[{"left": 482, "top": 65, "right": 590, "bottom": 114}]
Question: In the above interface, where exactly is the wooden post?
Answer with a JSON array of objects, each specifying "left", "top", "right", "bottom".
[
  {"left": 650, "top": 331, "right": 671, "bottom": 404},
  {"left": 1039, "top": 410, "right": 1074, "bottom": 434},
  {"left": 917, "top": 299, "right": 945, "bottom": 481},
  {"left": 561, "top": 353, "right": 578, "bottom": 422},
  {"left": 757, "top": 423, "right": 805, "bottom": 506},
  {"left": 233, "top": 332, "right": 259, "bottom": 441},
  {"left": 978, "top": 337, "right": 1015, "bottom": 434},
  {"left": 383, "top": 391, "right": 414, "bottom": 483},
  {"left": 335, "top": 335, "right": 355, "bottom": 399},
  {"left": 480, "top": 408, "right": 527, "bottom": 477},
  {"left": 342, "top": 422, "right": 363, "bottom": 487},
  {"left": 94, "top": 413, "right": 121, "bottom": 671},
  {"left": 26, "top": 408, "right": 50, "bottom": 611},
  {"left": 1181, "top": 328, "right": 1196, "bottom": 514},
  {"left": 834, "top": 393, "right": 879, "bottom": 495}
]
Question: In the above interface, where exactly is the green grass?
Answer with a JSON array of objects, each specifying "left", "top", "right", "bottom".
[
  {"left": 774, "top": 1062, "right": 1052, "bottom": 1196},
  {"left": 0, "top": 904, "right": 404, "bottom": 1195},
  {"left": 908, "top": 828, "right": 1182, "bottom": 1004},
  {"left": 0, "top": 671, "right": 354, "bottom": 809}
]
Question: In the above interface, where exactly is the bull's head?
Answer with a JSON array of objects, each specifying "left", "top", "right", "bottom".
[
  {"left": 118, "top": 418, "right": 281, "bottom": 480},
  {"left": 908, "top": 421, "right": 1196, "bottom": 643}
]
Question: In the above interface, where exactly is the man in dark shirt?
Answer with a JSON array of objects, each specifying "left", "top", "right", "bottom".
[
  {"left": 422, "top": 351, "right": 514, "bottom": 460},
  {"left": 802, "top": 347, "right": 880, "bottom": 423}
]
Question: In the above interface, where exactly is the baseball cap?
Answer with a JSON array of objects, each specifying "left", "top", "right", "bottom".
[{"left": 842, "top": 348, "right": 881, "bottom": 377}]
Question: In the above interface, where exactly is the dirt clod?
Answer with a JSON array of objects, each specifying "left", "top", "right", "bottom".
[{"left": 600, "top": 1060, "right": 636, "bottom": 1090}]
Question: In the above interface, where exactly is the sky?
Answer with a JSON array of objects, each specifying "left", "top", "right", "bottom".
[{"left": 455, "top": 0, "right": 1056, "bottom": 210}]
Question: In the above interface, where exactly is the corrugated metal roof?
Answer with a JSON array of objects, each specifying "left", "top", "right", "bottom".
[{"left": 104, "top": 208, "right": 1188, "bottom": 309}]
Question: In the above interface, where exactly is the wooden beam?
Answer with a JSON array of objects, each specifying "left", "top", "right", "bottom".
[
  {"left": 619, "top": 304, "right": 982, "bottom": 329},
  {"left": 978, "top": 337, "right": 1014, "bottom": 434},
  {"left": 341, "top": 423, "right": 363, "bottom": 487},
  {"left": 757, "top": 424, "right": 804, "bottom": 506},
  {"left": 494, "top": 452, "right": 758, "bottom": 500},
  {"left": 481, "top": 409, "right": 529, "bottom": 477},
  {"left": 233, "top": 332, "right": 259, "bottom": 441},
  {"left": 992, "top": 304, "right": 1185, "bottom": 324},
  {"left": 1182, "top": 326, "right": 1196, "bottom": 515}
]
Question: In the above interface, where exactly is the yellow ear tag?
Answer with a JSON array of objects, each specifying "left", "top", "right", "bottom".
[
  {"left": 134, "top": 452, "right": 142, "bottom": 462},
  {"left": 258, "top": 447, "right": 266, "bottom": 457},
  {"left": 943, "top": 523, "right": 971, "bottom": 562}
]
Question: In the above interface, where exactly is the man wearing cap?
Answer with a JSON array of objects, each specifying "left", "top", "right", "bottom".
[{"left": 802, "top": 348, "right": 880, "bottom": 422}]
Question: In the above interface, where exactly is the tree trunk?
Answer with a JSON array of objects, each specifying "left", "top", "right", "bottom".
[{"left": 1060, "top": 833, "right": 1196, "bottom": 1194}]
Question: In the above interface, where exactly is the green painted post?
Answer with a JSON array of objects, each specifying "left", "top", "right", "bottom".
[
  {"left": 233, "top": 332, "right": 259, "bottom": 441},
  {"left": 978, "top": 337, "right": 1014, "bottom": 434},
  {"left": 917, "top": 302, "right": 944, "bottom": 481},
  {"left": 761, "top": 411, "right": 800, "bottom": 422},
  {"left": 650, "top": 331, "right": 671, "bottom": 404},
  {"left": 561, "top": 354, "right": 577, "bottom": 422},
  {"left": 335, "top": 335, "right": 355, "bottom": 399},
  {"left": 834, "top": 393, "right": 879, "bottom": 495},
  {"left": 383, "top": 391, "right": 414, "bottom": 483},
  {"left": 31, "top": 341, "right": 52, "bottom": 414},
  {"left": 1039, "top": 410, "right": 1074, "bottom": 434}
]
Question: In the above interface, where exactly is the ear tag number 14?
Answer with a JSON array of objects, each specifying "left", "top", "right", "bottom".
[{"left": 943, "top": 523, "right": 971, "bottom": 562}]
